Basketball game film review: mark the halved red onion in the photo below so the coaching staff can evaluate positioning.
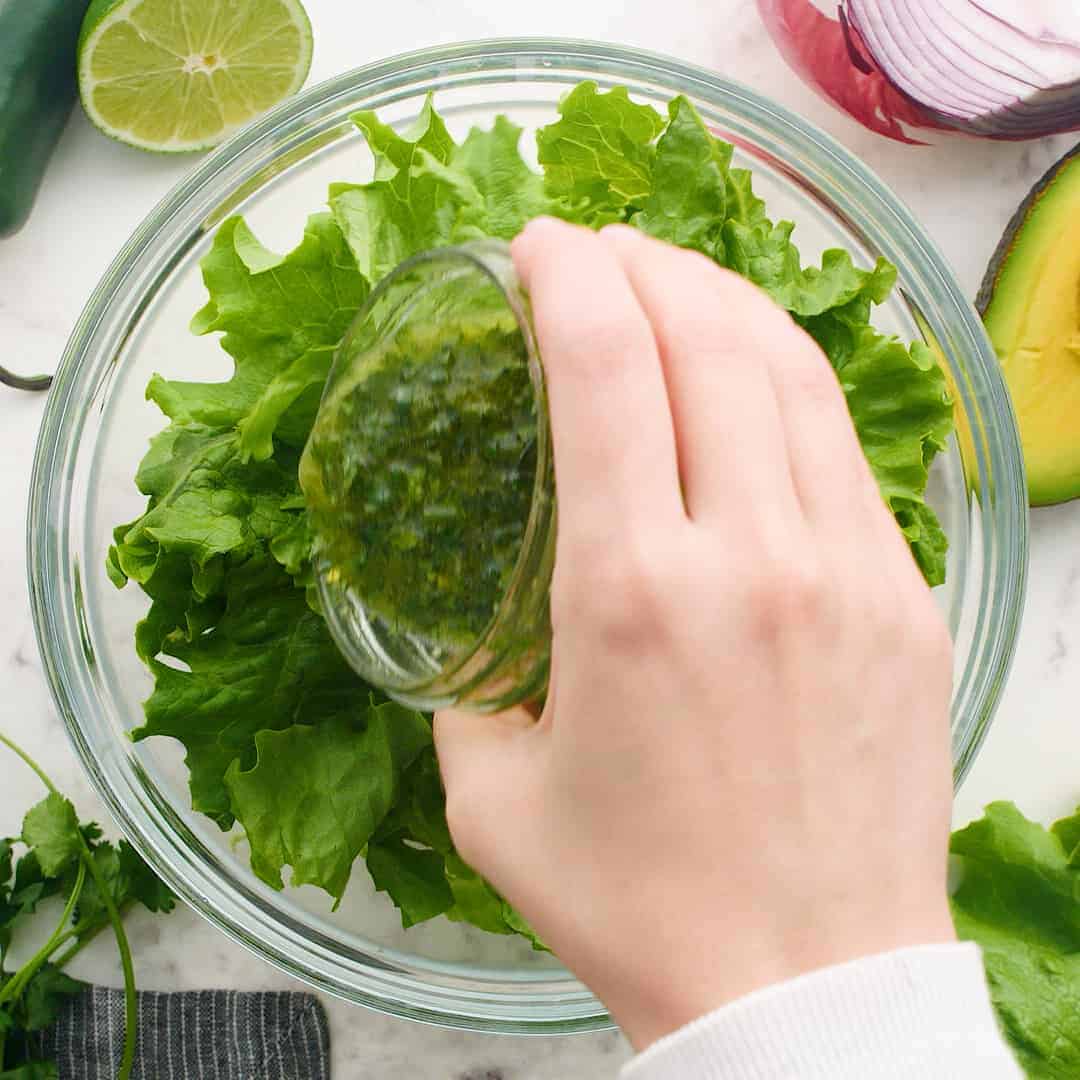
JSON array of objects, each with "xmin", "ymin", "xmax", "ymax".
[
  {"xmin": 973, "ymin": 0, "xmax": 1080, "ymax": 53},
  {"xmin": 757, "ymin": 0, "xmax": 945, "ymax": 143},
  {"xmin": 758, "ymin": 0, "xmax": 1080, "ymax": 141}
]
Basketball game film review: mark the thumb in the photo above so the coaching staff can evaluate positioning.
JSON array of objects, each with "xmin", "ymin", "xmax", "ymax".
[
  {"xmin": 433, "ymin": 705, "xmax": 537, "ymax": 867},
  {"xmin": 434, "ymin": 704, "xmax": 535, "ymax": 796}
]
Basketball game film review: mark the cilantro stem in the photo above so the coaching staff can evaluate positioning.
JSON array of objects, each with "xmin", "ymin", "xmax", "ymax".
[
  {"xmin": 51, "ymin": 931, "xmax": 96, "ymax": 971},
  {"xmin": 75, "ymin": 835, "xmax": 137, "ymax": 1080},
  {"xmin": 50, "ymin": 900, "xmax": 136, "ymax": 969},
  {"xmin": 0, "ymin": 732, "xmax": 139, "ymax": 1080},
  {"xmin": 0, "ymin": 731, "xmax": 63, "ymax": 1074},
  {"xmin": 0, "ymin": 860, "xmax": 86, "ymax": 1007},
  {"xmin": 0, "ymin": 732, "xmax": 59, "ymax": 794}
]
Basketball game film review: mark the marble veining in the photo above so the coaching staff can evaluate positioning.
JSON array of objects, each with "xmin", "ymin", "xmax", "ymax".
[{"xmin": 3, "ymin": 1, "xmax": 1080, "ymax": 1075}]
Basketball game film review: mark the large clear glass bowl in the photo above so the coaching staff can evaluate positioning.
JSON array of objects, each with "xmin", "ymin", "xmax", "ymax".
[{"xmin": 28, "ymin": 39, "xmax": 1028, "ymax": 1034}]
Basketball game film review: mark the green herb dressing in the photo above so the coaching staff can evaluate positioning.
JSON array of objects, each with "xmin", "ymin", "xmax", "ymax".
[{"xmin": 301, "ymin": 311, "xmax": 537, "ymax": 650}]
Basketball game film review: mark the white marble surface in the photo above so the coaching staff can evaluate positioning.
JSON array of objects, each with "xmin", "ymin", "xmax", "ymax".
[{"xmin": 2, "ymin": 1, "xmax": 1079, "ymax": 1076}]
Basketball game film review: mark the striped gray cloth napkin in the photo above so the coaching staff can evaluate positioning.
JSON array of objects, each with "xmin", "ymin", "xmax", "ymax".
[{"xmin": 36, "ymin": 987, "xmax": 330, "ymax": 1079}]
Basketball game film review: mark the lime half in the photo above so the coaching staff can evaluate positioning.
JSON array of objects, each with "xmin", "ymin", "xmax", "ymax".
[{"xmin": 77, "ymin": 0, "xmax": 313, "ymax": 153}]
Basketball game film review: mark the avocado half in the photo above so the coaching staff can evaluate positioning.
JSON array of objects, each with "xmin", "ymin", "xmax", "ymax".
[{"xmin": 977, "ymin": 142, "xmax": 1080, "ymax": 507}]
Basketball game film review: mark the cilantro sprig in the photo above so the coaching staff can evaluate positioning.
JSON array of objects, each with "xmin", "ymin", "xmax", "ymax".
[{"xmin": 0, "ymin": 733, "xmax": 175, "ymax": 1079}]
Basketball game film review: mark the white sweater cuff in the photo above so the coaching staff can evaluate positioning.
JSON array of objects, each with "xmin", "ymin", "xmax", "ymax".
[{"xmin": 621, "ymin": 942, "xmax": 1022, "ymax": 1080}]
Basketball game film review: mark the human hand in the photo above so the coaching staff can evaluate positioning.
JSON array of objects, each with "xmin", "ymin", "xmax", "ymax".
[{"xmin": 434, "ymin": 217, "xmax": 956, "ymax": 1050}]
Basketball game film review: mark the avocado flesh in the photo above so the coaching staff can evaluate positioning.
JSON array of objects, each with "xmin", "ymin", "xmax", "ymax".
[{"xmin": 979, "ymin": 144, "xmax": 1080, "ymax": 507}]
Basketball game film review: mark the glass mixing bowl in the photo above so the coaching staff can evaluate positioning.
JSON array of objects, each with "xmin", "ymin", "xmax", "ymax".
[{"xmin": 28, "ymin": 39, "xmax": 1028, "ymax": 1033}]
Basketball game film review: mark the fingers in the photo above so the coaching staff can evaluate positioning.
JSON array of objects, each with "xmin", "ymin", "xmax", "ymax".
[
  {"xmin": 755, "ymin": 308, "xmax": 928, "ymax": 593},
  {"xmin": 599, "ymin": 226, "xmax": 802, "ymax": 530},
  {"xmin": 762, "ymin": 316, "xmax": 889, "ymax": 544},
  {"xmin": 511, "ymin": 218, "xmax": 685, "ymax": 549},
  {"xmin": 600, "ymin": 226, "xmax": 889, "ymax": 551}
]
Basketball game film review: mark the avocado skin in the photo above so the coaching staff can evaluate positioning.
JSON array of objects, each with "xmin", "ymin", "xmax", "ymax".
[
  {"xmin": 976, "ymin": 142, "xmax": 1080, "ymax": 317},
  {"xmin": 977, "ymin": 141, "xmax": 1080, "ymax": 507}
]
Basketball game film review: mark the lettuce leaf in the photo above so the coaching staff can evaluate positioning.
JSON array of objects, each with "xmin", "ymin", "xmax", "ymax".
[
  {"xmin": 163, "ymin": 213, "xmax": 367, "ymax": 451},
  {"xmin": 366, "ymin": 839, "xmax": 454, "ymax": 928},
  {"xmin": 951, "ymin": 803, "xmax": 1080, "ymax": 1078},
  {"xmin": 225, "ymin": 702, "xmax": 431, "ymax": 901},
  {"xmin": 329, "ymin": 97, "xmax": 469, "ymax": 283},
  {"xmin": 111, "ymin": 428, "xmax": 297, "ymax": 587},
  {"xmin": 110, "ymin": 84, "xmax": 954, "ymax": 939},
  {"xmin": 630, "ymin": 96, "xmax": 731, "ymax": 258},
  {"xmin": 536, "ymin": 81, "xmax": 665, "ymax": 224},
  {"xmin": 726, "ymin": 220, "xmax": 897, "ymax": 318},
  {"xmin": 135, "ymin": 557, "xmax": 369, "ymax": 829},
  {"xmin": 452, "ymin": 116, "xmax": 552, "ymax": 239},
  {"xmin": 368, "ymin": 748, "xmax": 539, "ymax": 939}
]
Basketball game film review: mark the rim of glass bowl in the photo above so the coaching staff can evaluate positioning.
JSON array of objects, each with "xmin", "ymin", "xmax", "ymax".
[{"xmin": 28, "ymin": 38, "xmax": 1028, "ymax": 1034}]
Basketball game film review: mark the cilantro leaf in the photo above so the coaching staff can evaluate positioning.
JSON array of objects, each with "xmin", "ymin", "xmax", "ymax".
[
  {"xmin": 0, "ymin": 736, "xmax": 175, "ymax": 1080},
  {"xmin": 224, "ymin": 702, "xmax": 431, "ymax": 900},
  {"xmin": 115, "ymin": 841, "xmax": 176, "ymax": 915},
  {"xmin": 17, "ymin": 967, "xmax": 83, "ymax": 1033},
  {"xmin": 951, "ymin": 802, "xmax": 1080, "ymax": 1078},
  {"xmin": 73, "ymin": 841, "xmax": 176, "ymax": 931},
  {"xmin": 0, "ymin": 842, "xmax": 11, "ymax": 896},
  {"xmin": 9, "ymin": 852, "xmax": 61, "ymax": 921},
  {"xmin": 0, "ymin": 1062, "xmax": 59, "ymax": 1079},
  {"xmin": 20, "ymin": 798, "xmax": 80, "ymax": 879},
  {"xmin": 0, "ymin": 841, "xmax": 13, "ymax": 955}
]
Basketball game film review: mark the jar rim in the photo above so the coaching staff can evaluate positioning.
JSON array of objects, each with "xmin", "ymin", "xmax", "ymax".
[{"xmin": 309, "ymin": 238, "xmax": 555, "ymax": 711}]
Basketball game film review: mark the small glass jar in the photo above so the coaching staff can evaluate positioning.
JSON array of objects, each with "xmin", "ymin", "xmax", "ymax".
[{"xmin": 300, "ymin": 239, "xmax": 555, "ymax": 713}]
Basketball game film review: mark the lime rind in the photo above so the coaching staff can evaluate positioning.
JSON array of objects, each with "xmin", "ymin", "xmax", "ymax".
[{"xmin": 77, "ymin": 0, "xmax": 313, "ymax": 153}]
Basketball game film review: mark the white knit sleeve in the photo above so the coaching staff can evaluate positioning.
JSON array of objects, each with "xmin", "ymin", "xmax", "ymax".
[{"xmin": 621, "ymin": 942, "xmax": 1023, "ymax": 1080}]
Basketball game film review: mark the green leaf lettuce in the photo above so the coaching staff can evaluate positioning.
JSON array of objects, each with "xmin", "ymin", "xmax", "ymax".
[
  {"xmin": 109, "ymin": 83, "xmax": 953, "ymax": 941},
  {"xmin": 951, "ymin": 802, "xmax": 1080, "ymax": 1079}
]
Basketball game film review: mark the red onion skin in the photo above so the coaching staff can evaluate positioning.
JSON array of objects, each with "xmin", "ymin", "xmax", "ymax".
[
  {"xmin": 838, "ymin": 9, "xmax": 875, "ymax": 74},
  {"xmin": 757, "ymin": 0, "xmax": 946, "ymax": 143}
]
